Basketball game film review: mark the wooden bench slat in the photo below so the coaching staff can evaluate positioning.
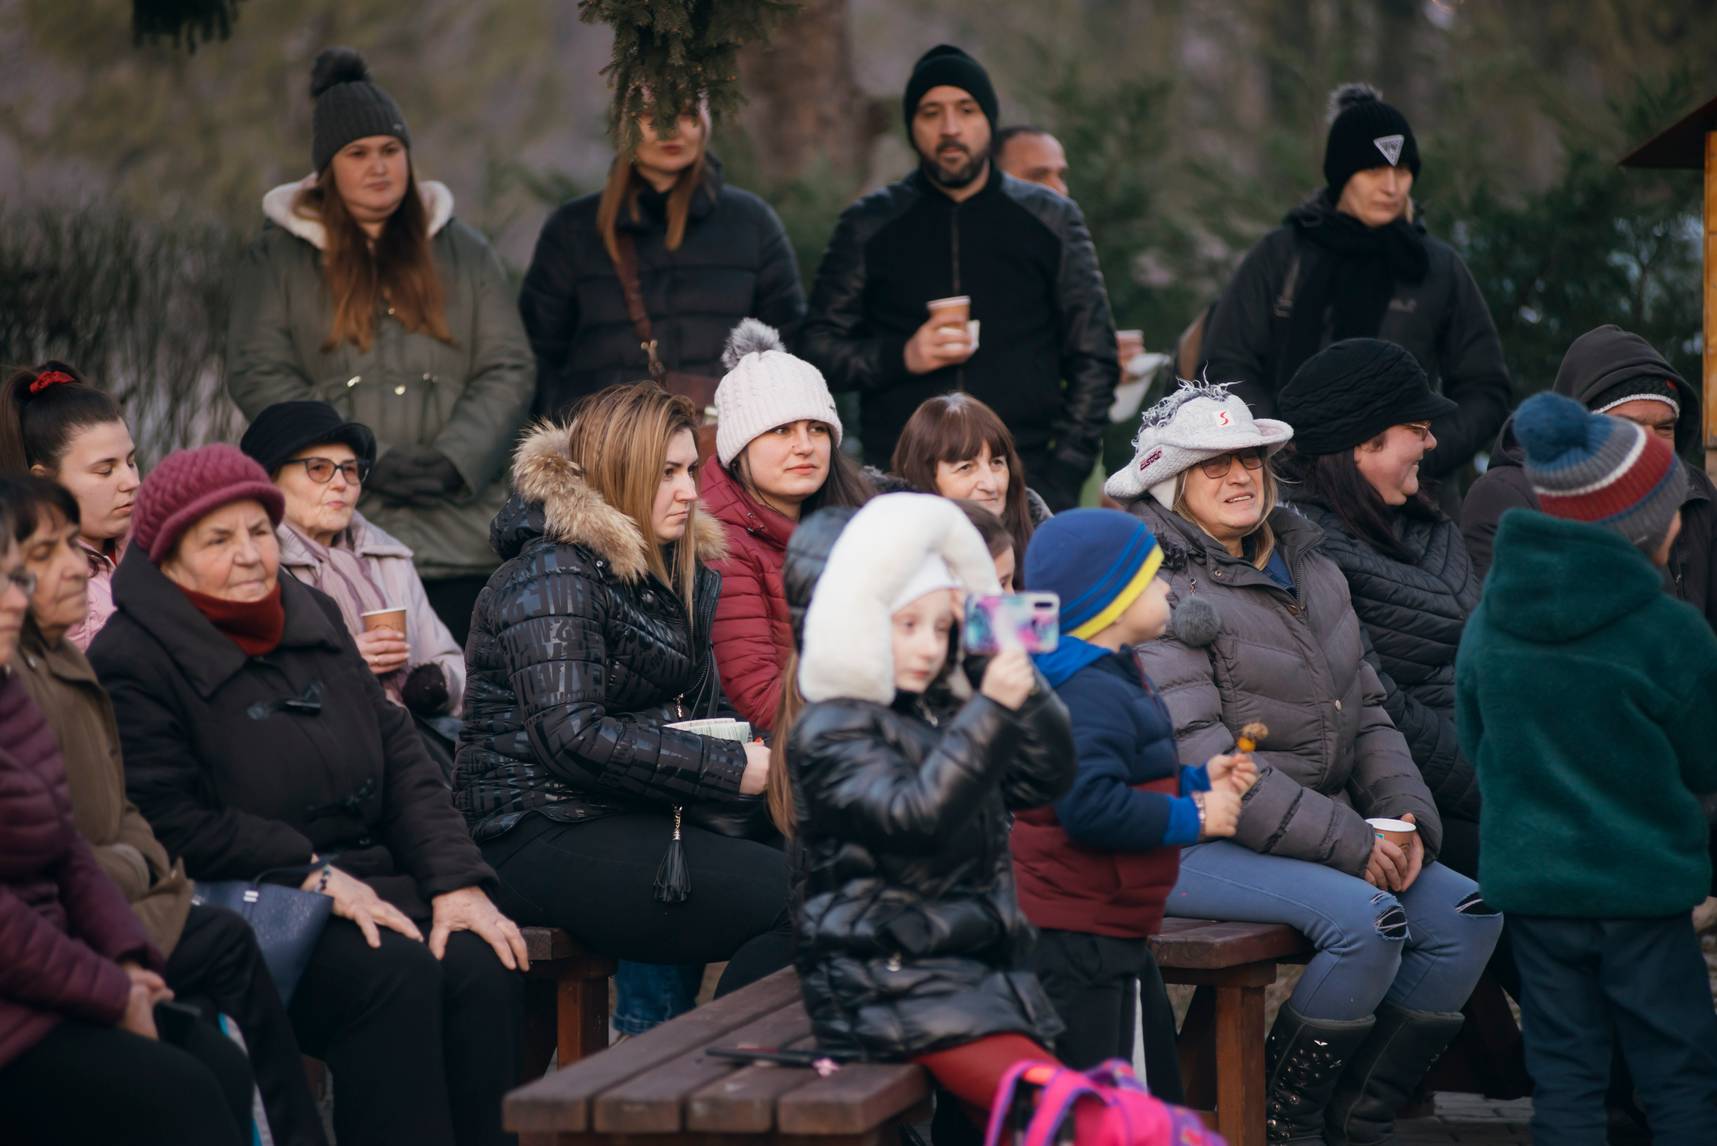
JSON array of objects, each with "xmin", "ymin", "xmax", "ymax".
[
  {"xmin": 774, "ymin": 1063, "xmax": 932, "ymax": 1136},
  {"xmin": 686, "ymin": 1031, "xmax": 822, "ymax": 1133},
  {"xmin": 1151, "ymin": 918, "xmax": 1309, "ymax": 969},
  {"xmin": 506, "ymin": 969, "xmax": 803, "ymax": 1134},
  {"xmin": 593, "ymin": 999, "xmax": 812, "ymax": 1133}
]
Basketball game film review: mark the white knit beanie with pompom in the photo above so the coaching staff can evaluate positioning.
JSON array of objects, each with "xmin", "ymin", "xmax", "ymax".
[{"xmin": 713, "ymin": 319, "xmax": 843, "ymax": 466}]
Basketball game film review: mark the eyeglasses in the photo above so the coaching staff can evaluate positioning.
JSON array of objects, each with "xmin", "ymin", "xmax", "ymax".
[
  {"xmin": 2, "ymin": 568, "xmax": 36, "ymax": 597},
  {"xmin": 1196, "ymin": 449, "xmax": 1267, "ymax": 480},
  {"xmin": 285, "ymin": 457, "xmax": 371, "ymax": 485}
]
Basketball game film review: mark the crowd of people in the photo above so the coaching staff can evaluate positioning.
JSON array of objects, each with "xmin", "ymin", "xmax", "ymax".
[{"xmin": 2, "ymin": 34, "xmax": 1715, "ymax": 1146}]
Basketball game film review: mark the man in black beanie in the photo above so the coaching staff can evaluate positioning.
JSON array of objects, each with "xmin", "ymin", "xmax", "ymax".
[
  {"xmin": 1199, "ymin": 83, "xmax": 1510, "ymax": 494},
  {"xmin": 799, "ymin": 45, "xmax": 1118, "ymax": 511}
]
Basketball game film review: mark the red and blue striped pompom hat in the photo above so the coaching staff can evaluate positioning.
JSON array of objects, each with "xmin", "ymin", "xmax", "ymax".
[{"xmin": 1515, "ymin": 391, "xmax": 1685, "ymax": 547}]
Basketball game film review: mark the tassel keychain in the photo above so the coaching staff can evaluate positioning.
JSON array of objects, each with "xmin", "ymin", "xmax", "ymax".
[{"xmin": 653, "ymin": 805, "xmax": 691, "ymax": 903}]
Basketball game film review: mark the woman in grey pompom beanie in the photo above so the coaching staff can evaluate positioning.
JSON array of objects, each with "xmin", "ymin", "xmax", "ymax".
[{"xmin": 701, "ymin": 319, "xmax": 873, "ymax": 731}]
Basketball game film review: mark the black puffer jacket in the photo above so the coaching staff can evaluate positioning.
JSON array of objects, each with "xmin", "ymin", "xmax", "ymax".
[
  {"xmin": 519, "ymin": 156, "xmax": 805, "ymax": 418},
  {"xmin": 1462, "ymin": 324, "xmax": 1717, "ymax": 631},
  {"xmin": 790, "ymin": 683, "xmax": 1074, "ymax": 1058},
  {"xmin": 1292, "ymin": 497, "xmax": 1482, "ymax": 822},
  {"xmin": 798, "ymin": 169, "xmax": 1117, "ymax": 508},
  {"xmin": 454, "ymin": 423, "xmax": 751, "ymax": 841},
  {"xmin": 1202, "ymin": 194, "xmax": 1510, "ymax": 481}
]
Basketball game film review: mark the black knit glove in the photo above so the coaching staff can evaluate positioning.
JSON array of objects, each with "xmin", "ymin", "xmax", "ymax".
[
  {"xmin": 402, "ymin": 663, "xmax": 451, "ymax": 716},
  {"xmin": 367, "ymin": 447, "xmax": 463, "ymax": 507}
]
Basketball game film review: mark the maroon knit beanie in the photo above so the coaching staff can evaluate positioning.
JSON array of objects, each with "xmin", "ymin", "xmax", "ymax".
[{"xmin": 133, "ymin": 444, "xmax": 286, "ymax": 563}]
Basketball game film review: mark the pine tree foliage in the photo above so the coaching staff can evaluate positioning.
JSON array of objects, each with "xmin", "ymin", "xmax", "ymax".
[
  {"xmin": 579, "ymin": 0, "xmax": 797, "ymax": 147},
  {"xmin": 132, "ymin": 0, "xmax": 243, "ymax": 51}
]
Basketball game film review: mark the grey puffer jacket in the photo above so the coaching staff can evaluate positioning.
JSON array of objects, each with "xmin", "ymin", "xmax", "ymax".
[
  {"xmin": 1292, "ymin": 497, "xmax": 1482, "ymax": 823},
  {"xmin": 1129, "ymin": 500, "xmax": 1440, "ymax": 874},
  {"xmin": 228, "ymin": 180, "xmax": 535, "ymax": 579}
]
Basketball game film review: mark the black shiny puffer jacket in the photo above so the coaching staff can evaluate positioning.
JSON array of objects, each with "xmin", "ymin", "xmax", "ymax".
[
  {"xmin": 455, "ymin": 423, "xmax": 751, "ymax": 841},
  {"xmin": 1292, "ymin": 497, "xmax": 1483, "ymax": 822},
  {"xmin": 789, "ymin": 676, "xmax": 1076, "ymax": 1058}
]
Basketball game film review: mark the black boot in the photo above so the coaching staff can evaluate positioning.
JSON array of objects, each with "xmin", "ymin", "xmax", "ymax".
[
  {"xmin": 1264, "ymin": 1005, "xmax": 1377, "ymax": 1145},
  {"xmin": 1325, "ymin": 1004, "xmax": 1466, "ymax": 1145}
]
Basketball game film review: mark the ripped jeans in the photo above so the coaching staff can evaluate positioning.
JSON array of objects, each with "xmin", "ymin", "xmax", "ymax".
[{"xmin": 1166, "ymin": 842, "xmax": 1503, "ymax": 1021}]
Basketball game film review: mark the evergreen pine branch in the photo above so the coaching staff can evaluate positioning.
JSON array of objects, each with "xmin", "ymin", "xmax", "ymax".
[{"xmin": 580, "ymin": 0, "xmax": 797, "ymax": 148}]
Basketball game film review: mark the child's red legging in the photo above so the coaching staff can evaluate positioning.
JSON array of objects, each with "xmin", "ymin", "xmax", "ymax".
[{"xmin": 916, "ymin": 1034, "xmax": 1105, "ymax": 1138}]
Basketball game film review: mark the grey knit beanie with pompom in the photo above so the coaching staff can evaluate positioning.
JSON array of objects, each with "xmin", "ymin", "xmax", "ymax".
[{"xmin": 310, "ymin": 47, "xmax": 411, "ymax": 173}]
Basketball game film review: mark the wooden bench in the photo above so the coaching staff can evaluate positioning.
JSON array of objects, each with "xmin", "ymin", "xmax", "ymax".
[
  {"xmin": 519, "ymin": 926, "xmax": 618, "ymax": 1072},
  {"xmin": 505, "ymin": 920, "xmax": 1309, "ymax": 1144},
  {"xmin": 1152, "ymin": 917, "xmax": 1312, "ymax": 1146},
  {"xmin": 506, "ymin": 968, "xmax": 931, "ymax": 1144}
]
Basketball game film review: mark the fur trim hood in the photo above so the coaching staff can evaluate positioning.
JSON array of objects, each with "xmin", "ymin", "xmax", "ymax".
[
  {"xmin": 497, "ymin": 421, "xmax": 725, "ymax": 578},
  {"xmin": 261, "ymin": 175, "xmax": 455, "ymax": 251},
  {"xmin": 799, "ymin": 493, "xmax": 999, "ymax": 705}
]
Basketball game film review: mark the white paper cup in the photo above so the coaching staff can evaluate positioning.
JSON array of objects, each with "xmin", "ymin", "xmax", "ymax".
[{"xmin": 1366, "ymin": 817, "xmax": 1417, "ymax": 849}]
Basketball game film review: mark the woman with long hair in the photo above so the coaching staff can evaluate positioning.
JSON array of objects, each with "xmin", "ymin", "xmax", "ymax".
[
  {"xmin": 1274, "ymin": 340, "xmax": 1482, "ymax": 871},
  {"xmin": 518, "ymin": 98, "xmax": 803, "ymax": 418},
  {"xmin": 0, "ymin": 362, "xmax": 140, "ymax": 650},
  {"xmin": 888, "ymin": 392, "xmax": 1049, "ymax": 558},
  {"xmin": 227, "ymin": 47, "xmax": 534, "ymax": 645},
  {"xmin": 455, "ymin": 383, "xmax": 793, "ymax": 1009},
  {"xmin": 701, "ymin": 319, "xmax": 871, "ymax": 733}
]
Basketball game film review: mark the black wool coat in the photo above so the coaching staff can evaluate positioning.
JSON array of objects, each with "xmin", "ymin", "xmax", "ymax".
[
  {"xmin": 790, "ymin": 684, "xmax": 1076, "ymax": 1059},
  {"xmin": 454, "ymin": 423, "xmax": 755, "ymax": 842},
  {"xmin": 1293, "ymin": 497, "xmax": 1483, "ymax": 822},
  {"xmin": 89, "ymin": 550, "xmax": 493, "ymax": 920},
  {"xmin": 518, "ymin": 157, "xmax": 805, "ymax": 419}
]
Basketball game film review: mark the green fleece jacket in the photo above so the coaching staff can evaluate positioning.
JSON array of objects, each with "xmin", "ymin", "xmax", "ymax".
[{"xmin": 1456, "ymin": 509, "xmax": 1717, "ymax": 918}]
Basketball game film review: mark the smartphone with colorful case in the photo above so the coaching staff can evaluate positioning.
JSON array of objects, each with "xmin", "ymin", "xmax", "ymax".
[{"xmin": 963, "ymin": 592, "xmax": 1060, "ymax": 655}]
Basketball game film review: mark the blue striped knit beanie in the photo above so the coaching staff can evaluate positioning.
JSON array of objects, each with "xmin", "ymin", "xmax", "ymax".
[{"xmin": 1023, "ymin": 508, "xmax": 1163, "ymax": 640}]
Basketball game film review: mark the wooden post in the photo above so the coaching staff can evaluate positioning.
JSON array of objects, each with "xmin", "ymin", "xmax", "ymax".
[{"xmin": 1705, "ymin": 131, "xmax": 1717, "ymax": 478}]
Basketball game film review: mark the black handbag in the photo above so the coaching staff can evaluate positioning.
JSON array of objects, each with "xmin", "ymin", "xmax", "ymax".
[{"xmin": 192, "ymin": 868, "xmax": 334, "ymax": 1003}]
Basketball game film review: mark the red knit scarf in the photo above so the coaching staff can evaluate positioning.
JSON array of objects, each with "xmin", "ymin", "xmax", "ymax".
[{"xmin": 179, "ymin": 583, "xmax": 286, "ymax": 656}]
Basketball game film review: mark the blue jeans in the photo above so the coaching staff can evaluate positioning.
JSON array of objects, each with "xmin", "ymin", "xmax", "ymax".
[
  {"xmin": 1165, "ymin": 841, "xmax": 1502, "ymax": 1021},
  {"xmin": 1511, "ymin": 914, "xmax": 1717, "ymax": 1146},
  {"xmin": 612, "ymin": 960, "xmax": 703, "ymax": 1036}
]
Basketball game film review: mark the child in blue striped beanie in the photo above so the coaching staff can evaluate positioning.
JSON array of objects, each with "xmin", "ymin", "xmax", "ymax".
[{"xmin": 1013, "ymin": 508, "xmax": 1257, "ymax": 1090}]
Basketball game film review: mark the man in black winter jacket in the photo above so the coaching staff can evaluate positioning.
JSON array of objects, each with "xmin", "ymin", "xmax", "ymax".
[
  {"xmin": 1200, "ymin": 84, "xmax": 1510, "ymax": 485},
  {"xmin": 798, "ymin": 45, "xmax": 1117, "ymax": 511}
]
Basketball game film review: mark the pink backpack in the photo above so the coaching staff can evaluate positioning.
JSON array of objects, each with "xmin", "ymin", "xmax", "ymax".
[{"xmin": 982, "ymin": 1059, "xmax": 1226, "ymax": 1146}]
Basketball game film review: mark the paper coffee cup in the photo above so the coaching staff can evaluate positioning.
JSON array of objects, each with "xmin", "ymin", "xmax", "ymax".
[
  {"xmin": 1117, "ymin": 329, "xmax": 1145, "ymax": 357},
  {"xmin": 927, "ymin": 295, "xmax": 970, "ymax": 329},
  {"xmin": 360, "ymin": 607, "xmax": 407, "ymax": 635},
  {"xmin": 666, "ymin": 718, "xmax": 753, "ymax": 742},
  {"xmin": 1366, "ymin": 817, "xmax": 1417, "ymax": 849}
]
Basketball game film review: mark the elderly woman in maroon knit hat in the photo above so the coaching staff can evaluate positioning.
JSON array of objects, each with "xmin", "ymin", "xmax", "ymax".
[{"xmin": 89, "ymin": 444, "xmax": 525, "ymax": 1146}]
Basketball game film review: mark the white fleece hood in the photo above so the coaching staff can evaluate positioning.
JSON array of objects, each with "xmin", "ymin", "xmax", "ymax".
[{"xmin": 798, "ymin": 493, "xmax": 1001, "ymax": 705}]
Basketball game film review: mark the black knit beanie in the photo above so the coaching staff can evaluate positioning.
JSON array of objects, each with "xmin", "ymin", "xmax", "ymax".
[
  {"xmin": 902, "ymin": 45, "xmax": 999, "ymax": 135},
  {"xmin": 310, "ymin": 47, "xmax": 411, "ymax": 173},
  {"xmin": 1277, "ymin": 338, "xmax": 1456, "ymax": 456},
  {"xmin": 1323, "ymin": 83, "xmax": 1420, "ymax": 197}
]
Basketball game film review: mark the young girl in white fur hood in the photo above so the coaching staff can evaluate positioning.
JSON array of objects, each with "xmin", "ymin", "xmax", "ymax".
[{"xmin": 782, "ymin": 493, "xmax": 1222, "ymax": 1143}]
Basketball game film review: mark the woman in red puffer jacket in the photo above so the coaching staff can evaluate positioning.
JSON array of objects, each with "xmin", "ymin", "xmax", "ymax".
[{"xmin": 701, "ymin": 320, "xmax": 870, "ymax": 732}]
